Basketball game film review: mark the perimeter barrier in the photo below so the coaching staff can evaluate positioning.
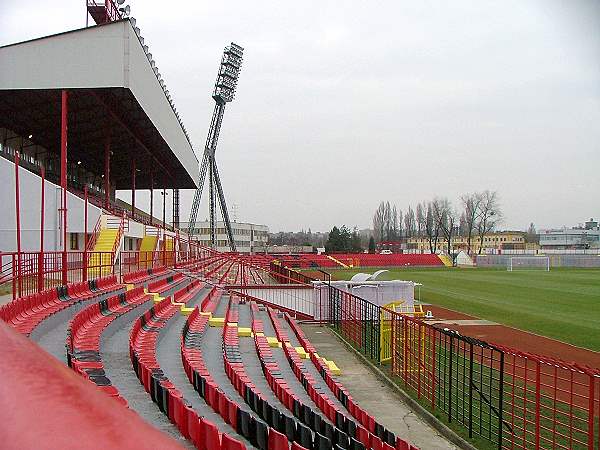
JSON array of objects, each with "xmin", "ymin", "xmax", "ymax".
[{"xmin": 270, "ymin": 262, "xmax": 600, "ymax": 450}]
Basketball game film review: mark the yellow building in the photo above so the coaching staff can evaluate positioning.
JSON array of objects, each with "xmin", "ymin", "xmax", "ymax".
[{"xmin": 406, "ymin": 231, "xmax": 530, "ymax": 254}]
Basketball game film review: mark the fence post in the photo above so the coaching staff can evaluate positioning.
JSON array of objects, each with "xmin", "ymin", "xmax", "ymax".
[
  {"xmin": 468, "ymin": 343, "xmax": 474, "ymax": 438},
  {"xmin": 587, "ymin": 372, "xmax": 595, "ymax": 450},
  {"xmin": 535, "ymin": 360, "xmax": 541, "ymax": 450},
  {"xmin": 498, "ymin": 351, "xmax": 504, "ymax": 450},
  {"xmin": 448, "ymin": 334, "xmax": 453, "ymax": 423},
  {"xmin": 432, "ymin": 327, "xmax": 437, "ymax": 412}
]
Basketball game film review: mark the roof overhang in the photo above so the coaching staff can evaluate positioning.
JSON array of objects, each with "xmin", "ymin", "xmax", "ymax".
[{"xmin": 0, "ymin": 19, "xmax": 198, "ymax": 189}]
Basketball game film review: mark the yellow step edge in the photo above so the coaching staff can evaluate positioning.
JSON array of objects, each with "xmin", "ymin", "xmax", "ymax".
[
  {"xmin": 295, "ymin": 346, "xmax": 309, "ymax": 359},
  {"xmin": 266, "ymin": 336, "xmax": 282, "ymax": 348},
  {"xmin": 237, "ymin": 327, "xmax": 253, "ymax": 337},
  {"xmin": 208, "ymin": 317, "xmax": 225, "ymax": 327},
  {"xmin": 227, "ymin": 322, "xmax": 238, "ymax": 328},
  {"xmin": 325, "ymin": 359, "xmax": 342, "ymax": 375},
  {"xmin": 126, "ymin": 284, "xmax": 135, "ymax": 291},
  {"xmin": 199, "ymin": 311, "xmax": 212, "ymax": 317},
  {"xmin": 180, "ymin": 306, "xmax": 194, "ymax": 315},
  {"xmin": 255, "ymin": 332, "xmax": 265, "ymax": 337}
]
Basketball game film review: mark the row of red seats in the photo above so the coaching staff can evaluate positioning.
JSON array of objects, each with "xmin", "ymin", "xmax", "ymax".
[
  {"xmin": 66, "ymin": 286, "xmax": 151, "ymax": 406},
  {"xmin": 264, "ymin": 307, "xmax": 370, "ymax": 446},
  {"xmin": 221, "ymin": 298, "xmax": 299, "ymax": 449},
  {"xmin": 285, "ymin": 316, "xmax": 416, "ymax": 450},
  {"xmin": 181, "ymin": 291, "xmax": 298, "ymax": 449},
  {"xmin": 180, "ymin": 289, "xmax": 252, "ymax": 449},
  {"xmin": 122, "ymin": 266, "xmax": 169, "ymax": 284},
  {"xmin": 0, "ymin": 275, "xmax": 122, "ymax": 336},
  {"xmin": 336, "ymin": 254, "xmax": 443, "ymax": 267},
  {"xmin": 185, "ymin": 255, "xmax": 222, "ymax": 274},
  {"xmin": 249, "ymin": 301, "xmax": 364, "ymax": 450},
  {"xmin": 276, "ymin": 253, "xmax": 444, "ymax": 269},
  {"xmin": 267, "ymin": 309, "xmax": 403, "ymax": 450},
  {"xmin": 147, "ymin": 272, "xmax": 186, "ymax": 294},
  {"xmin": 131, "ymin": 283, "xmax": 242, "ymax": 450}
]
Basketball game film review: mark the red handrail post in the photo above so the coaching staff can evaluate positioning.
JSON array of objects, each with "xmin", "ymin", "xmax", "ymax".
[
  {"xmin": 83, "ymin": 186, "xmax": 88, "ymax": 281},
  {"xmin": 38, "ymin": 166, "xmax": 45, "ymax": 293},
  {"xmin": 14, "ymin": 152, "xmax": 22, "ymax": 298},
  {"xmin": 60, "ymin": 90, "xmax": 69, "ymax": 286},
  {"xmin": 11, "ymin": 254, "xmax": 16, "ymax": 301}
]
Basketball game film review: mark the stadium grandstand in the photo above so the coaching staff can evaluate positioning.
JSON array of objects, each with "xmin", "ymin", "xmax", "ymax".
[
  {"xmin": 1, "ymin": 4, "xmax": 599, "ymax": 450},
  {"xmin": 0, "ymin": 5, "xmax": 426, "ymax": 450}
]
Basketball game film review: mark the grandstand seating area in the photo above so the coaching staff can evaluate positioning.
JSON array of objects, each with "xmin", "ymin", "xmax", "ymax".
[
  {"xmin": 276, "ymin": 253, "xmax": 443, "ymax": 269},
  {"xmin": 0, "ymin": 250, "xmax": 418, "ymax": 449}
]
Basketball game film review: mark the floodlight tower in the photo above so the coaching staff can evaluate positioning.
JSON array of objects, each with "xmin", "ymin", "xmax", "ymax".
[{"xmin": 187, "ymin": 43, "xmax": 243, "ymax": 251}]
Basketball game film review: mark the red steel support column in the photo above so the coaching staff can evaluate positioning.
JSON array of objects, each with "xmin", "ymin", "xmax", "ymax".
[
  {"xmin": 60, "ymin": 90, "xmax": 68, "ymax": 285},
  {"xmin": 38, "ymin": 167, "xmax": 45, "ymax": 293},
  {"xmin": 14, "ymin": 151, "xmax": 22, "ymax": 298},
  {"xmin": 150, "ymin": 172, "xmax": 154, "ymax": 223},
  {"xmin": 162, "ymin": 187, "xmax": 166, "ymax": 266},
  {"xmin": 104, "ymin": 133, "xmax": 111, "ymax": 210},
  {"xmin": 83, "ymin": 186, "xmax": 88, "ymax": 281},
  {"xmin": 131, "ymin": 159, "xmax": 136, "ymax": 217}
]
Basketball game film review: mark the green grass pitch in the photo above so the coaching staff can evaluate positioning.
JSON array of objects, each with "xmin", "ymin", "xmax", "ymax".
[{"xmin": 326, "ymin": 267, "xmax": 600, "ymax": 352}]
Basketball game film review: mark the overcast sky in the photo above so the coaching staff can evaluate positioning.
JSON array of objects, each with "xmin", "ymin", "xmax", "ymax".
[{"xmin": 2, "ymin": 0, "xmax": 599, "ymax": 232}]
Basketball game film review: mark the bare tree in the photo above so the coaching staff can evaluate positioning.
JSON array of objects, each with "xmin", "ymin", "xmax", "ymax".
[
  {"xmin": 404, "ymin": 206, "xmax": 416, "ymax": 238},
  {"xmin": 437, "ymin": 198, "xmax": 457, "ymax": 260},
  {"xmin": 416, "ymin": 203, "xmax": 425, "ymax": 237},
  {"xmin": 526, "ymin": 222, "xmax": 538, "ymax": 244},
  {"xmin": 461, "ymin": 192, "xmax": 482, "ymax": 255},
  {"xmin": 384, "ymin": 201, "xmax": 392, "ymax": 241},
  {"xmin": 476, "ymin": 190, "xmax": 502, "ymax": 254},
  {"xmin": 392, "ymin": 205, "xmax": 399, "ymax": 240},
  {"xmin": 373, "ymin": 202, "xmax": 386, "ymax": 242},
  {"xmin": 425, "ymin": 201, "xmax": 442, "ymax": 253},
  {"xmin": 397, "ymin": 208, "xmax": 403, "ymax": 240}
]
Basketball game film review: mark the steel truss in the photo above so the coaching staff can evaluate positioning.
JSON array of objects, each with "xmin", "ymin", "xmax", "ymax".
[{"xmin": 188, "ymin": 43, "xmax": 243, "ymax": 251}]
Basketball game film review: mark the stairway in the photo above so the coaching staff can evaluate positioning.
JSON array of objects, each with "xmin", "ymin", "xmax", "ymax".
[
  {"xmin": 88, "ymin": 229, "xmax": 119, "ymax": 277},
  {"xmin": 325, "ymin": 254, "xmax": 349, "ymax": 268},
  {"xmin": 87, "ymin": 215, "xmax": 125, "ymax": 278},
  {"xmin": 139, "ymin": 235, "xmax": 158, "ymax": 268},
  {"xmin": 161, "ymin": 237, "xmax": 175, "ymax": 266},
  {"xmin": 438, "ymin": 254, "xmax": 453, "ymax": 267}
]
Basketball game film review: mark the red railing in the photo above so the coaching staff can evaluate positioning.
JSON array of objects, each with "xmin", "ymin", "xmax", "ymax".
[
  {"xmin": 270, "ymin": 263, "xmax": 600, "ymax": 450},
  {"xmin": 1, "ymin": 251, "xmax": 115, "ymax": 299},
  {"xmin": 384, "ymin": 310, "xmax": 600, "ymax": 449},
  {"xmin": 85, "ymin": 216, "xmax": 102, "ymax": 252}
]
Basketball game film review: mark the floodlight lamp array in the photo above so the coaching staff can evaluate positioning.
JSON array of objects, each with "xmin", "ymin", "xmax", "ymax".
[{"xmin": 212, "ymin": 43, "xmax": 244, "ymax": 104}]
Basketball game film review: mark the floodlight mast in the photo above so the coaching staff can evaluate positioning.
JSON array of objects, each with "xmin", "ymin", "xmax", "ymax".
[{"xmin": 188, "ymin": 43, "xmax": 244, "ymax": 251}]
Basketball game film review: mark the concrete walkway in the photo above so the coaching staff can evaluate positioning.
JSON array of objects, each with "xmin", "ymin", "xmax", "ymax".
[{"xmin": 300, "ymin": 323, "xmax": 457, "ymax": 450}]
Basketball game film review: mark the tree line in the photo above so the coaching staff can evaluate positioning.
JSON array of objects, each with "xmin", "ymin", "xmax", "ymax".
[
  {"xmin": 325, "ymin": 226, "xmax": 362, "ymax": 253},
  {"xmin": 372, "ymin": 190, "xmax": 503, "ymax": 255}
]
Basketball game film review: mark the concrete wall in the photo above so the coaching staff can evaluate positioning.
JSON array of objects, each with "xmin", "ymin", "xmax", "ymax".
[{"xmin": 0, "ymin": 157, "xmax": 101, "ymax": 252}]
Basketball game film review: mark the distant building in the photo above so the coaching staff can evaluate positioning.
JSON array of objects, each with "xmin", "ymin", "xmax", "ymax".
[
  {"xmin": 180, "ymin": 221, "xmax": 268, "ymax": 253},
  {"xmin": 539, "ymin": 219, "xmax": 600, "ymax": 250},
  {"xmin": 406, "ymin": 231, "xmax": 530, "ymax": 254},
  {"xmin": 376, "ymin": 241, "xmax": 404, "ymax": 253}
]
